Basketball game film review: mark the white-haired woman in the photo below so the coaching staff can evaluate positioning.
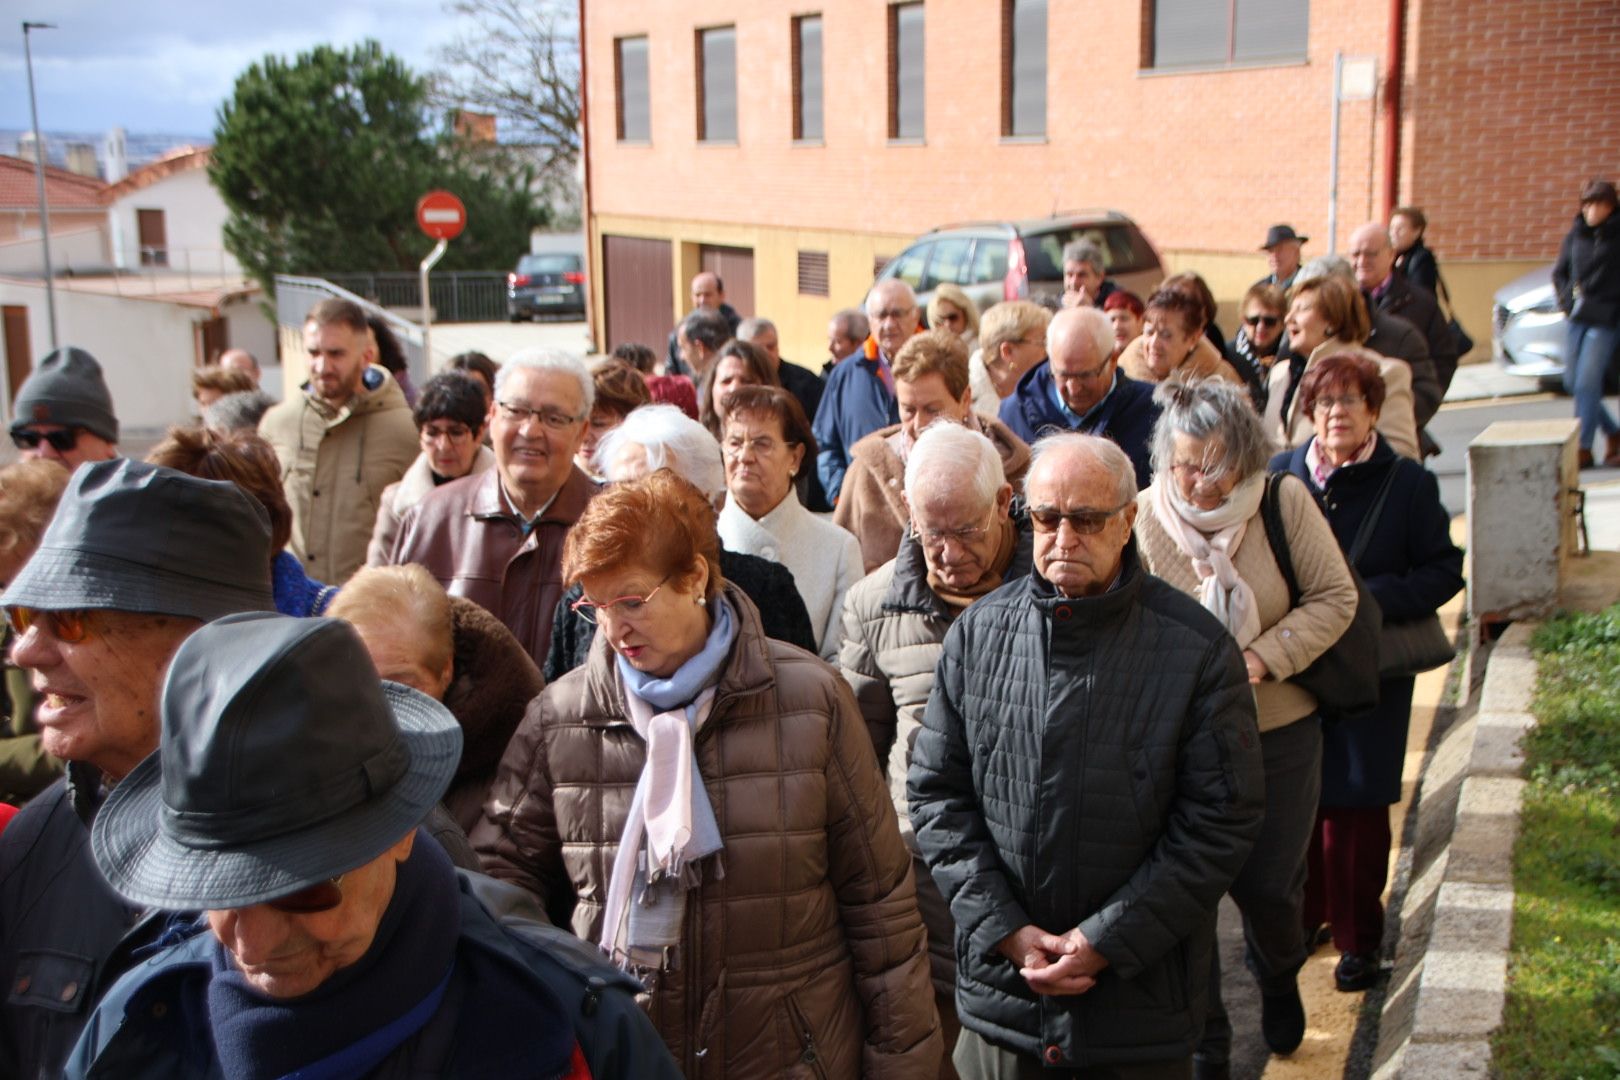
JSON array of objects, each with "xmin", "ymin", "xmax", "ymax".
[
  {"xmin": 546, "ymin": 404, "xmax": 816, "ymax": 679},
  {"xmin": 1133, "ymin": 378, "xmax": 1356, "ymax": 1069}
]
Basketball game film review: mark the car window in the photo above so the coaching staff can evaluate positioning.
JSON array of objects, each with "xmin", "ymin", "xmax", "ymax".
[
  {"xmin": 920, "ymin": 237, "xmax": 974, "ymax": 291},
  {"xmin": 969, "ymin": 239, "xmax": 1008, "ymax": 285},
  {"xmin": 886, "ymin": 242, "xmax": 931, "ymax": 288},
  {"xmin": 518, "ymin": 254, "xmax": 582, "ymax": 274},
  {"xmin": 1023, "ymin": 224, "xmax": 1154, "ymax": 281}
]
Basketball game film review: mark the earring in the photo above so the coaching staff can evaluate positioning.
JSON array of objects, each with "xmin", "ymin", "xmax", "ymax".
[{"xmin": 697, "ymin": 596, "xmax": 707, "ymax": 607}]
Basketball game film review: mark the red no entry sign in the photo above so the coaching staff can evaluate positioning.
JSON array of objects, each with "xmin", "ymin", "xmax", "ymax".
[{"xmin": 416, "ymin": 190, "xmax": 466, "ymax": 241}]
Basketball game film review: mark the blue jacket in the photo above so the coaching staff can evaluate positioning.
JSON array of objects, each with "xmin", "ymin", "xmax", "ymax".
[
  {"xmin": 812, "ymin": 348, "xmax": 898, "ymax": 501},
  {"xmin": 998, "ymin": 364, "xmax": 1159, "ymax": 488}
]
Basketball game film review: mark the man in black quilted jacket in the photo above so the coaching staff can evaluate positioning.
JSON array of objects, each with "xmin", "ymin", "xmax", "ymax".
[{"xmin": 909, "ymin": 432, "xmax": 1266, "ymax": 1079}]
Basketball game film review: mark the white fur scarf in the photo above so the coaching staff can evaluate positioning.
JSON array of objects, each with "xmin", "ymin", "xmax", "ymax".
[{"xmin": 1150, "ymin": 474, "xmax": 1267, "ymax": 648}]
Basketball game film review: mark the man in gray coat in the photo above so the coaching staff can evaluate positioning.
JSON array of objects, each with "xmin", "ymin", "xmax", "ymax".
[{"xmin": 909, "ymin": 433, "xmax": 1266, "ymax": 1078}]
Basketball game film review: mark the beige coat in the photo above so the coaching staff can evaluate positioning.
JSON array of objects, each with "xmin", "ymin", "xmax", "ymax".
[
  {"xmin": 259, "ymin": 365, "xmax": 419, "ymax": 585},
  {"xmin": 1134, "ymin": 474, "xmax": 1356, "ymax": 731},
  {"xmin": 1118, "ymin": 333, "xmax": 1246, "ymax": 387},
  {"xmin": 366, "ymin": 446, "xmax": 495, "ymax": 567},
  {"xmin": 1263, "ymin": 339, "xmax": 1420, "ymax": 460}
]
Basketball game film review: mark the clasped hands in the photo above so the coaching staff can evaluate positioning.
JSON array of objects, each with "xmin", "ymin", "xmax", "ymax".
[{"xmin": 997, "ymin": 924, "xmax": 1108, "ymax": 996}]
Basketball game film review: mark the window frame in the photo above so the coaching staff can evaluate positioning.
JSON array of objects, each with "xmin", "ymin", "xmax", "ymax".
[
  {"xmin": 614, "ymin": 35, "xmax": 652, "ymax": 143},
  {"xmin": 792, "ymin": 14, "xmax": 825, "ymax": 144},
  {"xmin": 695, "ymin": 24, "xmax": 739, "ymax": 144},
  {"xmin": 1141, "ymin": 0, "xmax": 1309, "ymax": 73},
  {"xmin": 887, "ymin": 2, "xmax": 926, "ymax": 143},
  {"xmin": 1001, "ymin": 0, "xmax": 1047, "ymax": 139}
]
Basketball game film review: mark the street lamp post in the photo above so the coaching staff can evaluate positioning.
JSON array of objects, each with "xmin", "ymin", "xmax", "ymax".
[{"xmin": 23, "ymin": 20, "xmax": 59, "ymax": 350}]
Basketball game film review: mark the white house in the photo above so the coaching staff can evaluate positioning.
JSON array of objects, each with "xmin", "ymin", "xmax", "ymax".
[{"xmin": 101, "ymin": 147, "xmax": 239, "ymax": 277}]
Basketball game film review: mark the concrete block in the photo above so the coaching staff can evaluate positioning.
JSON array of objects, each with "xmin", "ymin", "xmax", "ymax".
[
  {"xmin": 1398, "ymin": 1041, "xmax": 1495, "ymax": 1077},
  {"xmin": 1477, "ymin": 654, "xmax": 1537, "ymax": 715},
  {"xmin": 1468, "ymin": 420, "xmax": 1579, "ymax": 624},
  {"xmin": 1470, "ymin": 713, "xmax": 1534, "ymax": 775}
]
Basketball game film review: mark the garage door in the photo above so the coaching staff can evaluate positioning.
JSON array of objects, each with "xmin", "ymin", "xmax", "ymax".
[
  {"xmin": 699, "ymin": 245, "xmax": 755, "ymax": 319},
  {"xmin": 602, "ymin": 235, "xmax": 675, "ymax": 353}
]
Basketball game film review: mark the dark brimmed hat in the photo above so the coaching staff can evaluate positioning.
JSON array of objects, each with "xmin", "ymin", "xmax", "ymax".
[
  {"xmin": 1581, "ymin": 179, "xmax": 1618, "ymax": 208},
  {"xmin": 1261, "ymin": 224, "xmax": 1309, "ymax": 250},
  {"xmin": 11, "ymin": 346, "xmax": 119, "ymax": 443},
  {"xmin": 1, "ymin": 459, "xmax": 273, "ymax": 621},
  {"xmin": 91, "ymin": 613, "xmax": 463, "ymax": 911}
]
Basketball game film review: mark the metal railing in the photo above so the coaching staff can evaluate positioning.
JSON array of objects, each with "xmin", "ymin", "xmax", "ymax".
[
  {"xmin": 274, "ymin": 275, "xmax": 428, "ymax": 389},
  {"xmin": 317, "ymin": 271, "xmax": 509, "ymax": 324}
]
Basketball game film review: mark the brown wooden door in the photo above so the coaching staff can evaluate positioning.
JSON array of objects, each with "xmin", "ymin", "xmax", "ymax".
[
  {"xmin": 2, "ymin": 306, "xmax": 29, "ymax": 402},
  {"xmin": 699, "ymin": 244, "xmax": 754, "ymax": 319},
  {"xmin": 137, "ymin": 209, "xmax": 168, "ymax": 267},
  {"xmin": 602, "ymin": 235, "xmax": 674, "ymax": 353},
  {"xmin": 194, "ymin": 316, "xmax": 228, "ymax": 365}
]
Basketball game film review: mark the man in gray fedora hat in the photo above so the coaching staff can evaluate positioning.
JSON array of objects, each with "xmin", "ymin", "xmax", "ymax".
[
  {"xmin": 1255, "ymin": 224, "xmax": 1309, "ymax": 291},
  {"xmin": 65, "ymin": 613, "xmax": 675, "ymax": 1079},
  {"xmin": 0, "ymin": 458, "xmax": 275, "ymax": 1080}
]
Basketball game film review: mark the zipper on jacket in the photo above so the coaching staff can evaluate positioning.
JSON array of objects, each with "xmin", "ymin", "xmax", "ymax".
[{"xmin": 785, "ymin": 992, "xmax": 830, "ymax": 1080}]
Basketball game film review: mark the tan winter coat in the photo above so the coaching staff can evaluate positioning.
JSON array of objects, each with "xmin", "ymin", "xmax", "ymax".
[
  {"xmin": 1118, "ymin": 333, "xmax": 1246, "ymax": 387},
  {"xmin": 1134, "ymin": 474, "xmax": 1356, "ymax": 732},
  {"xmin": 1263, "ymin": 339, "xmax": 1421, "ymax": 460},
  {"xmin": 472, "ymin": 584, "xmax": 942, "ymax": 1079},
  {"xmin": 367, "ymin": 447, "xmax": 495, "ymax": 567},
  {"xmin": 833, "ymin": 418, "xmax": 1031, "ymax": 574},
  {"xmin": 259, "ymin": 365, "xmax": 419, "ymax": 585}
]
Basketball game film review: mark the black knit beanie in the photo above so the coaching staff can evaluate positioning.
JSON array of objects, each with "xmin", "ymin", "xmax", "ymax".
[{"xmin": 11, "ymin": 346, "xmax": 119, "ymax": 443}]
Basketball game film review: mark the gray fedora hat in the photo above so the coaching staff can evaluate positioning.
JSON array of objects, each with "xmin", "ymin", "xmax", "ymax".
[
  {"xmin": 91, "ymin": 612, "xmax": 462, "ymax": 911},
  {"xmin": 1, "ymin": 458, "xmax": 273, "ymax": 621},
  {"xmin": 1260, "ymin": 224, "xmax": 1309, "ymax": 250}
]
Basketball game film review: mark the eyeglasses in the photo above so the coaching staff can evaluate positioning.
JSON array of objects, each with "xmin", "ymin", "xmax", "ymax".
[
  {"xmin": 10, "ymin": 428, "xmax": 79, "ymax": 453},
  {"xmin": 1051, "ymin": 360, "xmax": 1111, "ymax": 382},
  {"xmin": 495, "ymin": 400, "xmax": 584, "ymax": 431},
  {"xmin": 1312, "ymin": 393, "xmax": 1368, "ymax": 414},
  {"xmin": 871, "ymin": 307, "xmax": 915, "ymax": 321},
  {"xmin": 1168, "ymin": 462, "xmax": 1228, "ymax": 483},
  {"xmin": 1243, "ymin": 314, "xmax": 1280, "ymax": 328},
  {"xmin": 722, "ymin": 434, "xmax": 786, "ymax": 460},
  {"xmin": 266, "ymin": 874, "xmax": 346, "ymax": 914},
  {"xmin": 7, "ymin": 607, "xmax": 92, "ymax": 644},
  {"xmin": 914, "ymin": 513, "xmax": 994, "ymax": 550},
  {"xmin": 420, "ymin": 423, "xmax": 473, "ymax": 444},
  {"xmin": 570, "ymin": 577, "xmax": 668, "ymax": 624},
  {"xmin": 1029, "ymin": 500, "xmax": 1133, "ymax": 535}
]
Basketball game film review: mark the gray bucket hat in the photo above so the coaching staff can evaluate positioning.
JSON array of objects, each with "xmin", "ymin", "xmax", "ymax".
[
  {"xmin": 91, "ymin": 612, "xmax": 463, "ymax": 911},
  {"xmin": 1, "ymin": 458, "xmax": 274, "ymax": 621}
]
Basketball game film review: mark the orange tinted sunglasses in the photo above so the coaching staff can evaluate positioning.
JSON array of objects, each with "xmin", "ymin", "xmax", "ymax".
[
  {"xmin": 6, "ymin": 607, "xmax": 92, "ymax": 644},
  {"xmin": 266, "ymin": 874, "xmax": 346, "ymax": 914}
]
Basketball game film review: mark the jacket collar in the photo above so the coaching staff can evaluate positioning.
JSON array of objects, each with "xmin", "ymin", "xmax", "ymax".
[
  {"xmin": 468, "ymin": 464, "xmax": 597, "ymax": 525},
  {"xmin": 884, "ymin": 512, "xmax": 1035, "ymax": 617},
  {"xmin": 1026, "ymin": 535, "xmax": 1145, "ymax": 622}
]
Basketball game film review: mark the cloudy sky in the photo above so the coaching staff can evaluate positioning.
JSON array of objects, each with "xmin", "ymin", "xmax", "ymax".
[{"xmin": 1, "ymin": 0, "xmax": 466, "ymax": 137}]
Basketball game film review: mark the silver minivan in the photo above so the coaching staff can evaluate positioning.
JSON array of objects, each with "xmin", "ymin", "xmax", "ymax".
[{"xmin": 1493, "ymin": 264, "xmax": 1566, "ymax": 387}]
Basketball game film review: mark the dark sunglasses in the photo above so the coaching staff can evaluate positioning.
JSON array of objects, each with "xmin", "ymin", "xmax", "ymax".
[
  {"xmin": 266, "ymin": 874, "xmax": 346, "ymax": 914},
  {"xmin": 7, "ymin": 607, "xmax": 92, "ymax": 644},
  {"xmin": 10, "ymin": 428, "xmax": 80, "ymax": 453},
  {"xmin": 1244, "ymin": 315, "xmax": 1281, "ymax": 328},
  {"xmin": 1028, "ymin": 501, "xmax": 1132, "ymax": 535}
]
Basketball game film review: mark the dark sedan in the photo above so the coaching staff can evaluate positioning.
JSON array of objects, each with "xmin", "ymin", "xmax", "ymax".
[{"xmin": 508, "ymin": 253, "xmax": 586, "ymax": 320}]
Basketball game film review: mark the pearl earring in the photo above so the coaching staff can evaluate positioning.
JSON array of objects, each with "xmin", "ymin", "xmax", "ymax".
[{"xmin": 697, "ymin": 596, "xmax": 707, "ymax": 607}]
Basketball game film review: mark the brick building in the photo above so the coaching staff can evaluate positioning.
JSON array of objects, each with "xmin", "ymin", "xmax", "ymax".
[{"xmin": 581, "ymin": 0, "xmax": 1620, "ymax": 367}]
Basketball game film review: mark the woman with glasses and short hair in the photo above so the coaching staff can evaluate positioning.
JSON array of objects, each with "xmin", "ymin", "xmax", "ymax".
[
  {"xmin": 473, "ymin": 469, "xmax": 942, "ymax": 1077},
  {"xmin": 1229, "ymin": 282, "xmax": 1287, "ymax": 408},
  {"xmin": 1134, "ymin": 378, "xmax": 1356, "ymax": 1071}
]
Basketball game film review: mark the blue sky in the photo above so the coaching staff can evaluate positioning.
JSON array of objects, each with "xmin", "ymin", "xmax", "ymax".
[{"xmin": 0, "ymin": 0, "xmax": 464, "ymax": 137}]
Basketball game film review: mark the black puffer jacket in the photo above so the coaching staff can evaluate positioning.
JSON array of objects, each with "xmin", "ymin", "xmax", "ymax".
[
  {"xmin": 1554, "ymin": 212, "xmax": 1620, "ymax": 327},
  {"xmin": 1372, "ymin": 271, "xmax": 1458, "ymax": 395},
  {"xmin": 907, "ymin": 544, "xmax": 1266, "ymax": 1068}
]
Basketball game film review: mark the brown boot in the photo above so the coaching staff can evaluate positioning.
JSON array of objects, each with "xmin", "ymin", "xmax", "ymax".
[
  {"xmin": 1604, "ymin": 433, "xmax": 1620, "ymax": 467},
  {"xmin": 1580, "ymin": 447, "xmax": 1595, "ymax": 469}
]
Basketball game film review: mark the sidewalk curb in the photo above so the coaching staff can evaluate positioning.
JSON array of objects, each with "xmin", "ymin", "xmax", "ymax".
[{"xmin": 1370, "ymin": 623, "xmax": 1536, "ymax": 1078}]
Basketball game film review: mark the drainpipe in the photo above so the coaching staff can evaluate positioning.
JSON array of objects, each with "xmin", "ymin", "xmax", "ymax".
[
  {"xmin": 577, "ymin": 0, "xmax": 597, "ymax": 353},
  {"xmin": 1381, "ymin": 0, "xmax": 1406, "ymax": 220}
]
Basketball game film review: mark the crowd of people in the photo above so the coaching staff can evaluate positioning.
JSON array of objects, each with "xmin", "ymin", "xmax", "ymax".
[{"xmin": 16, "ymin": 188, "xmax": 1619, "ymax": 1078}]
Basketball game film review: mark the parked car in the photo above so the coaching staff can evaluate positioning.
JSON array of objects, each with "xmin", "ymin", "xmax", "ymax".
[
  {"xmin": 872, "ymin": 212, "xmax": 1164, "ymax": 316},
  {"xmin": 507, "ymin": 252, "xmax": 586, "ymax": 320},
  {"xmin": 1493, "ymin": 264, "xmax": 1567, "ymax": 388}
]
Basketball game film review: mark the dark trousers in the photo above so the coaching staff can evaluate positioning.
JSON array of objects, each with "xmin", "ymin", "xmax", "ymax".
[
  {"xmin": 1198, "ymin": 717, "xmax": 1323, "ymax": 1062},
  {"xmin": 953, "ymin": 1029, "xmax": 1191, "ymax": 1080},
  {"xmin": 1302, "ymin": 805, "xmax": 1392, "ymax": 956}
]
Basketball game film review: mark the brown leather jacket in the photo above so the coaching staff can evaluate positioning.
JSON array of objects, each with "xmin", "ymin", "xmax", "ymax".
[
  {"xmin": 471, "ymin": 584, "xmax": 942, "ymax": 1079},
  {"xmin": 389, "ymin": 466, "xmax": 597, "ymax": 666}
]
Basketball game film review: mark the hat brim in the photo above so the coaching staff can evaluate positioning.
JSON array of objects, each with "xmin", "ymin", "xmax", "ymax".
[
  {"xmin": 91, "ymin": 682, "xmax": 463, "ymax": 911},
  {"xmin": 2, "ymin": 544, "xmax": 272, "ymax": 623}
]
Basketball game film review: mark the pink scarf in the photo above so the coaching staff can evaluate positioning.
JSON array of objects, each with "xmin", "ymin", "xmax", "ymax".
[{"xmin": 1149, "ymin": 475, "xmax": 1266, "ymax": 648}]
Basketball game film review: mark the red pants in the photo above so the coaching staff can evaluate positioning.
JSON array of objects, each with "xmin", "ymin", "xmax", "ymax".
[{"xmin": 1301, "ymin": 804, "xmax": 1392, "ymax": 956}]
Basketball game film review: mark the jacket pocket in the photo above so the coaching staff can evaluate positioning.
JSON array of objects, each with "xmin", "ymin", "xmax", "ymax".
[
  {"xmin": 8, "ymin": 950, "xmax": 96, "ymax": 1014},
  {"xmin": 783, "ymin": 989, "xmax": 831, "ymax": 1080}
]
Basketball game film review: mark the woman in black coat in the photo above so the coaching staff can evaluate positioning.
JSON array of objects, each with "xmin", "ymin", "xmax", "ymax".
[
  {"xmin": 1389, "ymin": 207, "xmax": 1439, "ymax": 297},
  {"xmin": 1553, "ymin": 179, "xmax": 1620, "ymax": 467},
  {"xmin": 1268, "ymin": 352, "xmax": 1463, "ymax": 995}
]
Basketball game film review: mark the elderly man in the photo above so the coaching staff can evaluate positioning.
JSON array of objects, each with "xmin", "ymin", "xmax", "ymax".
[
  {"xmin": 1348, "ymin": 221, "xmax": 1459, "ymax": 395},
  {"xmin": 665, "ymin": 270, "xmax": 742, "ymax": 376},
  {"xmin": 814, "ymin": 279, "xmax": 918, "ymax": 501},
  {"xmin": 0, "ymin": 459, "xmax": 274, "ymax": 1080},
  {"xmin": 841, "ymin": 422, "xmax": 1033, "ymax": 1052},
  {"xmin": 390, "ymin": 348, "xmax": 598, "ymax": 666},
  {"xmin": 9, "ymin": 346, "xmax": 120, "ymax": 469},
  {"xmin": 999, "ymin": 306, "xmax": 1159, "ymax": 487},
  {"xmin": 217, "ymin": 347, "xmax": 262, "ymax": 386},
  {"xmin": 63, "ymin": 613, "xmax": 676, "ymax": 1079},
  {"xmin": 1059, "ymin": 239, "xmax": 1119, "ymax": 309},
  {"xmin": 259, "ymin": 297, "xmax": 418, "ymax": 585},
  {"xmin": 740, "ymin": 315, "xmax": 825, "ymax": 428},
  {"xmin": 1256, "ymin": 224, "xmax": 1308, "ymax": 290},
  {"xmin": 675, "ymin": 307, "xmax": 733, "ymax": 378},
  {"xmin": 835, "ymin": 330, "xmax": 1030, "ymax": 573},
  {"xmin": 908, "ymin": 433, "xmax": 1266, "ymax": 1078},
  {"xmin": 826, "ymin": 307, "xmax": 871, "ymax": 374}
]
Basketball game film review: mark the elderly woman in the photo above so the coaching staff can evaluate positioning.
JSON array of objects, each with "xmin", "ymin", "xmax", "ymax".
[
  {"xmin": 1103, "ymin": 289, "xmax": 1145, "ymax": 361},
  {"xmin": 718, "ymin": 386, "xmax": 863, "ymax": 659},
  {"xmin": 969, "ymin": 300, "xmax": 1051, "ymax": 421},
  {"xmin": 0, "ymin": 459, "xmax": 69, "ymax": 805},
  {"xmin": 1554, "ymin": 178, "xmax": 1620, "ymax": 467},
  {"xmin": 1121, "ymin": 288, "xmax": 1245, "ymax": 387},
  {"xmin": 473, "ymin": 470, "xmax": 942, "ymax": 1076},
  {"xmin": 580, "ymin": 358, "xmax": 652, "ymax": 477},
  {"xmin": 697, "ymin": 339, "xmax": 778, "ymax": 439},
  {"xmin": 368, "ymin": 371, "xmax": 495, "ymax": 565},
  {"xmin": 1134, "ymin": 379, "xmax": 1356, "ymax": 1067},
  {"xmin": 840, "ymin": 422, "xmax": 1031, "ymax": 1054},
  {"xmin": 545, "ymin": 403, "xmax": 815, "ymax": 679},
  {"xmin": 1270, "ymin": 355, "xmax": 1464, "ymax": 993},
  {"xmin": 146, "ymin": 426, "xmax": 337, "ymax": 617},
  {"xmin": 835, "ymin": 329, "xmax": 1030, "ymax": 573},
  {"xmin": 1265, "ymin": 273, "xmax": 1421, "ymax": 460},
  {"xmin": 1229, "ymin": 282, "xmax": 1287, "ymax": 406},
  {"xmin": 928, "ymin": 283, "xmax": 980, "ymax": 354}
]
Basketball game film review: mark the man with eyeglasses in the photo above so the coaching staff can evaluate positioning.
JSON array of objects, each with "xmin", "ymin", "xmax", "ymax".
[
  {"xmin": 390, "ymin": 349, "xmax": 599, "ymax": 666},
  {"xmin": 813, "ymin": 279, "xmax": 920, "ymax": 502},
  {"xmin": 259, "ymin": 298, "xmax": 419, "ymax": 586},
  {"xmin": 8, "ymin": 347, "xmax": 120, "ymax": 470},
  {"xmin": 999, "ymin": 306, "xmax": 1160, "ymax": 488},
  {"xmin": 908, "ymin": 432, "xmax": 1265, "ymax": 1079},
  {"xmin": 1348, "ymin": 221, "xmax": 1459, "ymax": 399}
]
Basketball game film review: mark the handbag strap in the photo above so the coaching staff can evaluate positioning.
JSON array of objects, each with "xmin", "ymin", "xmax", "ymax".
[
  {"xmin": 1347, "ymin": 461, "xmax": 1401, "ymax": 565},
  {"xmin": 1262, "ymin": 472, "xmax": 1303, "ymax": 608}
]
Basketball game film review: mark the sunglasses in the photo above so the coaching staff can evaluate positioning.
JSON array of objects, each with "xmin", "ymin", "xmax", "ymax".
[
  {"xmin": 10, "ymin": 428, "xmax": 80, "ymax": 453},
  {"xmin": 1244, "ymin": 315, "xmax": 1281, "ymax": 328},
  {"xmin": 266, "ymin": 874, "xmax": 346, "ymax": 914},
  {"xmin": 1029, "ymin": 501, "xmax": 1132, "ymax": 535},
  {"xmin": 7, "ymin": 607, "xmax": 92, "ymax": 644}
]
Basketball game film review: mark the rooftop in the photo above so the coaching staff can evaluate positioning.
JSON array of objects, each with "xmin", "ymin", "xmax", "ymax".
[{"xmin": 0, "ymin": 154, "xmax": 106, "ymax": 211}]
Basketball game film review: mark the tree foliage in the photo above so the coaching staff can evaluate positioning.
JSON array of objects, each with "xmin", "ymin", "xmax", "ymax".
[{"xmin": 211, "ymin": 40, "xmax": 547, "ymax": 295}]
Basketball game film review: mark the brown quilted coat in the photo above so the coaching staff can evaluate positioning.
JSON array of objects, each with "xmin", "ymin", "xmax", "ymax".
[{"xmin": 472, "ymin": 584, "xmax": 942, "ymax": 1079}]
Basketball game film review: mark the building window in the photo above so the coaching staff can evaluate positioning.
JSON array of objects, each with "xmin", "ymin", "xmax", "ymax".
[
  {"xmin": 697, "ymin": 26, "xmax": 738, "ymax": 142},
  {"xmin": 797, "ymin": 250, "xmax": 830, "ymax": 296},
  {"xmin": 793, "ymin": 15, "xmax": 825, "ymax": 142},
  {"xmin": 888, "ymin": 3, "xmax": 925, "ymax": 140},
  {"xmin": 137, "ymin": 208, "xmax": 168, "ymax": 267},
  {"xmin": 1148, "ymin": 0, "xmax": 1308, "ymax": 69},
  {"xmin": 1003, "ymin": 0, "xmax": 1046, "ymax": 137},
  {"xmin": 615, "ymin": 36, "xmax": 650, "ymax": 142}
]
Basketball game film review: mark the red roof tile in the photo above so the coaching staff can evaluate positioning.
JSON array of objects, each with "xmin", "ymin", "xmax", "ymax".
[
  {"xmin": 100, "ymin": 146, "xmax": 211, "ymax": 204},
  {"xmin": 0, "ymin": 154, "xmax": 106, "ymax": 210}
]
